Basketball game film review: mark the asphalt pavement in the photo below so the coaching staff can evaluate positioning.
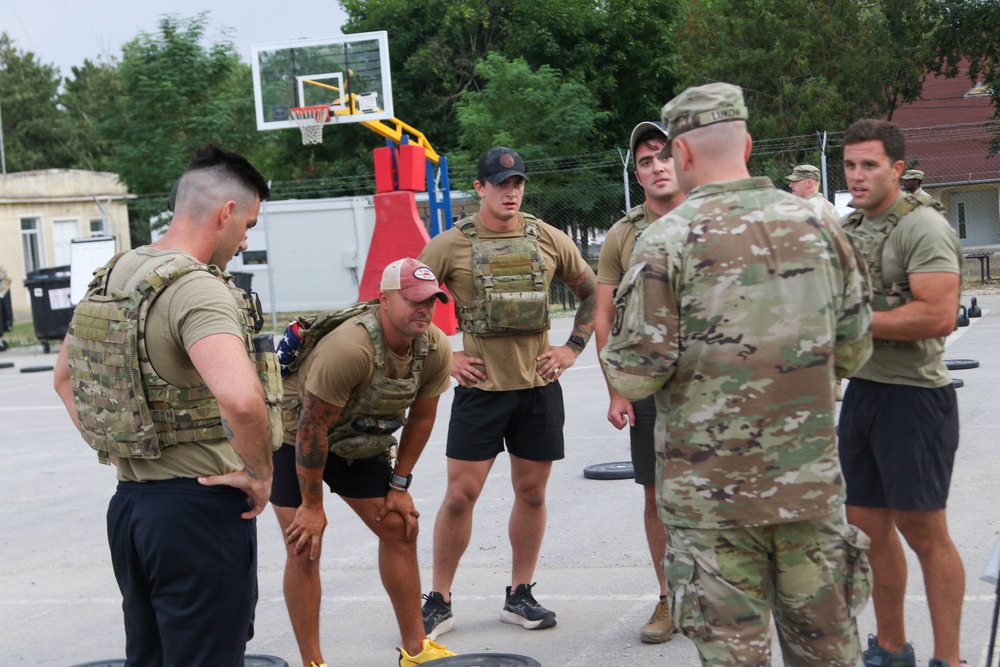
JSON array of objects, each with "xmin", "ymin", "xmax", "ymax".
[{"xmin": 2, "ymin": 298, "xmax": 999, "ymax": 666}]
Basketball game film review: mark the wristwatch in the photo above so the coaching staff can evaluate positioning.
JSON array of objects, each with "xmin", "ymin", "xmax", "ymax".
[
  {"xmin": 389, "ymin": 471, "xmax": 413, "ymax": 491},
  {"xmin": 566, "ymin": 334, "xmax": 586, "ymax": 354}
]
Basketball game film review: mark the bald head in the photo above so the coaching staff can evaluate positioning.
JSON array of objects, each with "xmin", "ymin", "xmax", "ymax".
[{"xmin": 672, "ymin": 121, "xmax": 752, "ymax": 193}]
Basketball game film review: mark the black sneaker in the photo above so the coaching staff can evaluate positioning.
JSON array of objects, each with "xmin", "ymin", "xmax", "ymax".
[
  {"xmin": 500, "ymin": 582, "xmax": 557, "ymax": 630},
  {"xmin": 421, "ymin": 591, "xmax": 454, "ymax": 640}
]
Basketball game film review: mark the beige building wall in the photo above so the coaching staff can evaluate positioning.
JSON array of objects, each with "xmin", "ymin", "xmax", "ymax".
[{"xmin": 0, "ymin": 169, "xmax": 132, "ymax": 320}]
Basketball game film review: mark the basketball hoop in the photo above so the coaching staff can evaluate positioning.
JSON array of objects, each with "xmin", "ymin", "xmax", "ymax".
[{"xmin": 289, "ymin": 105, "xmax": 331, "ymax": 145}]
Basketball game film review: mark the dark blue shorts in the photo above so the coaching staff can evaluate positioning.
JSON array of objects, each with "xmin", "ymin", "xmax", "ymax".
[
  {"xmin": 629, "ymin": 396, "xmax": 657, "ymax": 486},
  {"xmin": 270, "ymin": 442, "xmax": 392, "ymax": 507},
  {"xmin": 838, "ymin": 377, "xmax": 959, "ymax": 510},
  {"xmin": 446, "ymin": 383, "xmax": 565, "ymax": 461}
]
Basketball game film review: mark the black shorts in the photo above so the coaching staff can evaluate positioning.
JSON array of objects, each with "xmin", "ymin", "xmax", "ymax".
[
  {"xmin": 270, "ymin": 443, "xmax": 392, "ymax": 507},
  {"xmin": 446, "ymin": 383, "xmax": 565, "ymax": 462},
  {"xmin": 630, "ymin": 396, "xmax": 657, "ymax": 486},
  {"xmin": 838, "ymin": 377, "xmax": 959, "ymax": 511}
]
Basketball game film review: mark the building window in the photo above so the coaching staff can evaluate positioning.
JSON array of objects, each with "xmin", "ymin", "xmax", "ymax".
[
  {"xmin": 957, "ymin": 202, "xmax": 967, "ymax": 240},
  {"xmin": 90, "ymin": 218, "xmax": 109, "ymax": 236},
  {"xmin": 20, "ymin": 217, "xmax": 43, "ymax": 273}
]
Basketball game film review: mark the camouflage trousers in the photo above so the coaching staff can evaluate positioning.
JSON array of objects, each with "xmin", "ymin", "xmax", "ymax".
[{"xmin": 664, "ymin": 511, "xmax": 871, "ymax": 667}]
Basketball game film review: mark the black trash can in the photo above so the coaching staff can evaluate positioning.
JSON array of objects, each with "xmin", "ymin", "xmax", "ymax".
[
  {"xmin": 24, "ymin": 265, "xmax": 73, "ymax": 353},
  {"xmin": 230, "ymin": 271, "xmax": 253, "ymax": 296}
]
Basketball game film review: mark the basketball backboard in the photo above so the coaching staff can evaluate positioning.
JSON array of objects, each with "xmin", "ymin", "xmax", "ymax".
[{"xmin": 251, "ymin": 31, "xmax": 393, "ymax": 131}]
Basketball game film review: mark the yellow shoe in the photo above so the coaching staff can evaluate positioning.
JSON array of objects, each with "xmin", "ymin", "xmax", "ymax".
[
  {"xmin": 398, "ymin": 638, "xmax": 457, "ymax": 666},
  {"xmin": 310, "ymin": 662, "xmax": 327, "ymax": 667}
]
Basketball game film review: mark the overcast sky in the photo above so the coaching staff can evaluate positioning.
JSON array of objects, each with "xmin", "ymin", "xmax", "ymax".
[{"xmin": 0, "ymin": 0, "xmax": 349, "ymax": 77}]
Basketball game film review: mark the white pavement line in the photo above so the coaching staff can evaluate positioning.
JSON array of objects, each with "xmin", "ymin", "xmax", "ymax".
[{"xmin": 0, "ymin": 405, "xmax": 63, "ymax": 411}]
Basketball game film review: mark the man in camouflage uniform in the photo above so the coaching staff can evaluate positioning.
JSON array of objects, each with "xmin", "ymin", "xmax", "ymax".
[
  {"xmin": 840, "ymin": 120, "xmax": 964, "ymax": 667},
  {"xmin": 275, "ymin": 258, "xmax": 456, "ymax": 667},
  {"xmin": 419, "ymin": 146, "xmax": 597, "ymax": 637},
  {"xmin": 901, "ymin": 169, "xmax": 938, "ymax": 207},
  {"xmin": 786, "ymin": 164, "xmax": 847, "ymax": 401},
  {"xmin": 53, "ymin": 146, "xmax": 277, "ymax": 666},
  {"xmin": 601, "ymin": 83, "xmax": 874, "ymax": 667},
  {"xmin": 595, "ymin": 120, "xmax": 684, "ymax": 644}
]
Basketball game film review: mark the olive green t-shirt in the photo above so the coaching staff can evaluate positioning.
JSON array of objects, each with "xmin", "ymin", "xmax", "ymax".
[
  {"xmin": 110, "ymin": 248, "xmax": 246, "ymax": 482},
  {"xmin": 419, "ymin": 212, "xmax": 589, "ymax": 391},
  {"xmin": 281, "ymin": 317, "xmax": 453, "ymax": 444},
  {"xmin": 849, "ymin": 197, "xmax": 962, "ymax": 387}
]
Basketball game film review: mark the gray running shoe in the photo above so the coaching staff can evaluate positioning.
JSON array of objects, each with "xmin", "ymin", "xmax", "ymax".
[{"xmin": 500, "ymin": 582, "xmax": 557, "ymax": 630}]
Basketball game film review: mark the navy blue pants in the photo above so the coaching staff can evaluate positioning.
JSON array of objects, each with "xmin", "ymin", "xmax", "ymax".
[{"xmin": 107, "ymin": 478, "xmax": 257, "ymax": 667}]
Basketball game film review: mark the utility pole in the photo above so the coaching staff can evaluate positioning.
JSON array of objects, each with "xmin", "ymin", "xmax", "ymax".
[{"xmin": 0, "ymin": 94, "xmax": 6, "ymax": 175}]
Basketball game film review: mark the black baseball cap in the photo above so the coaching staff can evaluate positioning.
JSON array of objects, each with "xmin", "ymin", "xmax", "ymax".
[{"xmin": 477, "ymin": 147, "xmax": 528, "ymax": 185}]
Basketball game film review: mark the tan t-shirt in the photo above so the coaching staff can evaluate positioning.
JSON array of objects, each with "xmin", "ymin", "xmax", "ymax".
[
  {"xmin": 419, "ymin": 212, "xmax": 589, "ymax": 391},
  {"xmin": 597, "ymin": 203, "xmax": 658, "ymax": 285},
  {"xmin": 282, "ymin": 316, "xmax": 452, "ymax": 443},
  {"xmin": 110, "ymin": 247, "xmax": 247, "ymax": 482}
]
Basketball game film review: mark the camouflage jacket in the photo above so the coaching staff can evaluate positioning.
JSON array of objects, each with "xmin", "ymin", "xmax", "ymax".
[{"xmin": 601, "ymin": 177, "xmax": 872, "ymax": 529}]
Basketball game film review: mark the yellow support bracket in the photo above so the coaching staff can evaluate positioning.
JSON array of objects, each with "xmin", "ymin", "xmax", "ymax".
[{"xmin": 298, "ymin": 77, "xmax": 440, "ymax": 164}]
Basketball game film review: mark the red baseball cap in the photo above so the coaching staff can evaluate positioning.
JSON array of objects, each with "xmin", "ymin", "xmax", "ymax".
[{"xmin": 380, "ymin": 258, "xmax": 449, "ymax": 303}]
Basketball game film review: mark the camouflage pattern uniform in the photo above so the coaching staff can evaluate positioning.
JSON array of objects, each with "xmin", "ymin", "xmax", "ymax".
[{"xmin": 601, "ymin": 82, "xmax": 874, "ymax": 667}]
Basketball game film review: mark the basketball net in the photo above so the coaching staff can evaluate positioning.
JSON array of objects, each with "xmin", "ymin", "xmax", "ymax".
[{"xmin": 289, "ymin": 105, "xmax": 331, "ymax": 145}]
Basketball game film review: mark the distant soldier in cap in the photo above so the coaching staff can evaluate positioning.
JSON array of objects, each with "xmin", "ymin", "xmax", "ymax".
[
  {"xmin": 419, "ymin": 146, "xmax": 597, "ymax": 638},
  {"xmin": 601, "ymin": 83, "xmax": 873, "ymax": 666},
  {"xmin": 787, "ymin": 164, "xmax": 840, "ymax": 219},
  {"xmin": 787, "ymin": 164, "xmax": 848, "ymax": 401},
  {"xmin": 841, "ymin": 120, "xmax": 964, "ymax": 667},
  {"xmin": 275, "ymin": 258, "xmax": 457, "ymax": 667},
  {"xmin": 901, "ymin": 168, "xmax": 938, "ymax": 207},
  {"xmin": 595, "ymin": 120, "xmax": 684, "ymax": 644}
]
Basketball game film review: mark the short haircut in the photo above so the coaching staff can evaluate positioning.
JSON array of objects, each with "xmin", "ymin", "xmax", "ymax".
[
  {"xmin": 844, "ymin": 119, "xmax": 906, "ymax": 164},
  {"xmin": 173, "ymin": 145, "xmax": 270, "ymax": 218}
]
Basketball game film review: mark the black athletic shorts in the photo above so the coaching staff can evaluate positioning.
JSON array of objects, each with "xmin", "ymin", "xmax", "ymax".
[
  {"xmin": 446, "ymin": 383, "xmax": 565, "ymax": 462},
  {"xmin": 630, "ymin": 396, "xmax": 657, "ymax": 486},
  {"xmin": 838, "ymin": 377, "xmax": 959, "ymax": 511},
  {"xmin": 270, "ymin": 443, "xmax": 392, "ymax": 507}
]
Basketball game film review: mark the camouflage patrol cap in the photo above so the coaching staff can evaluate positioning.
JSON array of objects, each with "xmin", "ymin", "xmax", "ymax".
[
  {"xmin": 902, "ymin": 169, "xmax": 924, "ymax": 181},
  {"xmin": 658, "ymin": 82, "xmax": 748, "ymax": 158},
  {"xmin": 786, "ymin": 165, "xmax": 821, "ymax": 182},
  {"xmin": 629, "ymin": 121, "xmax": 668, "ymax": 164}
]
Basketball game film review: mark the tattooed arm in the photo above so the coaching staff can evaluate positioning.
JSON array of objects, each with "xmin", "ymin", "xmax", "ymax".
[
  {"xmin": 285, "ymin": 388, "xmax": 343, "ymax": 560},
  {"xmin": 536, "ymin": 265, "xmax": 598, "ymax": 380}
]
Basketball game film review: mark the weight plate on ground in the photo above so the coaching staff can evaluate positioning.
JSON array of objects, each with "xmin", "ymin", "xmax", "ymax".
[
  {"xmin": 583, "ymin": 461, "xmax": 635, "ymax": 480},
  {"xmin": 945, "ymin": 359, "xmax": 979, "ymax": 370},
  {"xmin": 0, "ymin": 361, "xmax": 13, "ymax": 369},
  {"xmin": 951, "ymin": 378, "xmax": 964, "ymax": 389},
  {"xmin": 68, "ymin": 661, "xmax": 125, "ymax": 667},
  {"xmin": 20, "ymin": 365, "xmax": 54, "ymax": 373},
  {"xmin": 245, "ymin": 656, "xmax": 289, "ymax": 667},
  {"xmin": 417, "ymin": 655, "xmax": 541, "ymax": 667}
]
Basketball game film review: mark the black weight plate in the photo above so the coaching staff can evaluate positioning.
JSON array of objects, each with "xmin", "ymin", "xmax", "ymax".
[
  {"xmin": 952, "ymin": 378, "xmax": 964, "ymax": 389},
  {"xmin": 419, "ymin": 654, "xmax": 541, "ymax": 667},
  {"xmin": 0, "ymin": 361, "xmax": 13, "ymax": 369},
  {"xmin": 583, "ymin": 461, "xmax": 635, "ymax": 480},
  {"xmin": 945, "ymin": 359, "xmax": 979, "ymax": 371},
  {"xmin": 71, "ymin": 657, "xmax": 288, "ymax": 667},
  {"xmin": 20, "ymin": 365, "xmax": 54, "ymax": 373},
  {"xmin": 245, "ymin": 656, "xmax": 289, "ymax": 667}
]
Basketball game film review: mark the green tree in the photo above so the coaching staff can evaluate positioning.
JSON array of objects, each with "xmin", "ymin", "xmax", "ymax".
[
  {"xmin": 455, "ymin": 53, "xmax": 613, "ymax": 241},
  {"xmin": 0, "ymin": 33, "xmax": 76, "ymax": 171},
  {"xmin": 930, "ymin": 0, "xmax": 1000, "ymax": 155},
  {"xmin": 59, "ymin": 57, "xmax": 121, "ymax": 172},
  {"xmin": 670, "ymin": 0, "xmax": 938, "ymax": 148}
]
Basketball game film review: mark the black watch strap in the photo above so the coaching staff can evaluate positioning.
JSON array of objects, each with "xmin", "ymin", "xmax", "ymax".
[
  {"xmin": 567, "ymin": 334, "xmax": 586, "ymax": 353},
  {"xmin": 389, "ymin": 472, "xmax": 413, "ymax": 490}
]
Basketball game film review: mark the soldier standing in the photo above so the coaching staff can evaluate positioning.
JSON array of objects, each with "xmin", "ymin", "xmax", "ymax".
[
  {"xmin": 53, "ymin": 146, "xmax": 281, "ymax": 666},
  {"xmin": 840, "ymin": 120, "xmax": 965, "ymax": 667},
  {"xmin": 419, "ymin": 146, "xmax": 597, "ymax": 638},
  {"xmin": 901, "ymin": 168, "xmax": 938, "ymax": 207},
  {"xmin": 594, "ymin": 120, "xmax": 684, "ymax": 644},
  {"xmin": 601, "ymin": 83, "xmax": 873, "ymax": 666}
]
